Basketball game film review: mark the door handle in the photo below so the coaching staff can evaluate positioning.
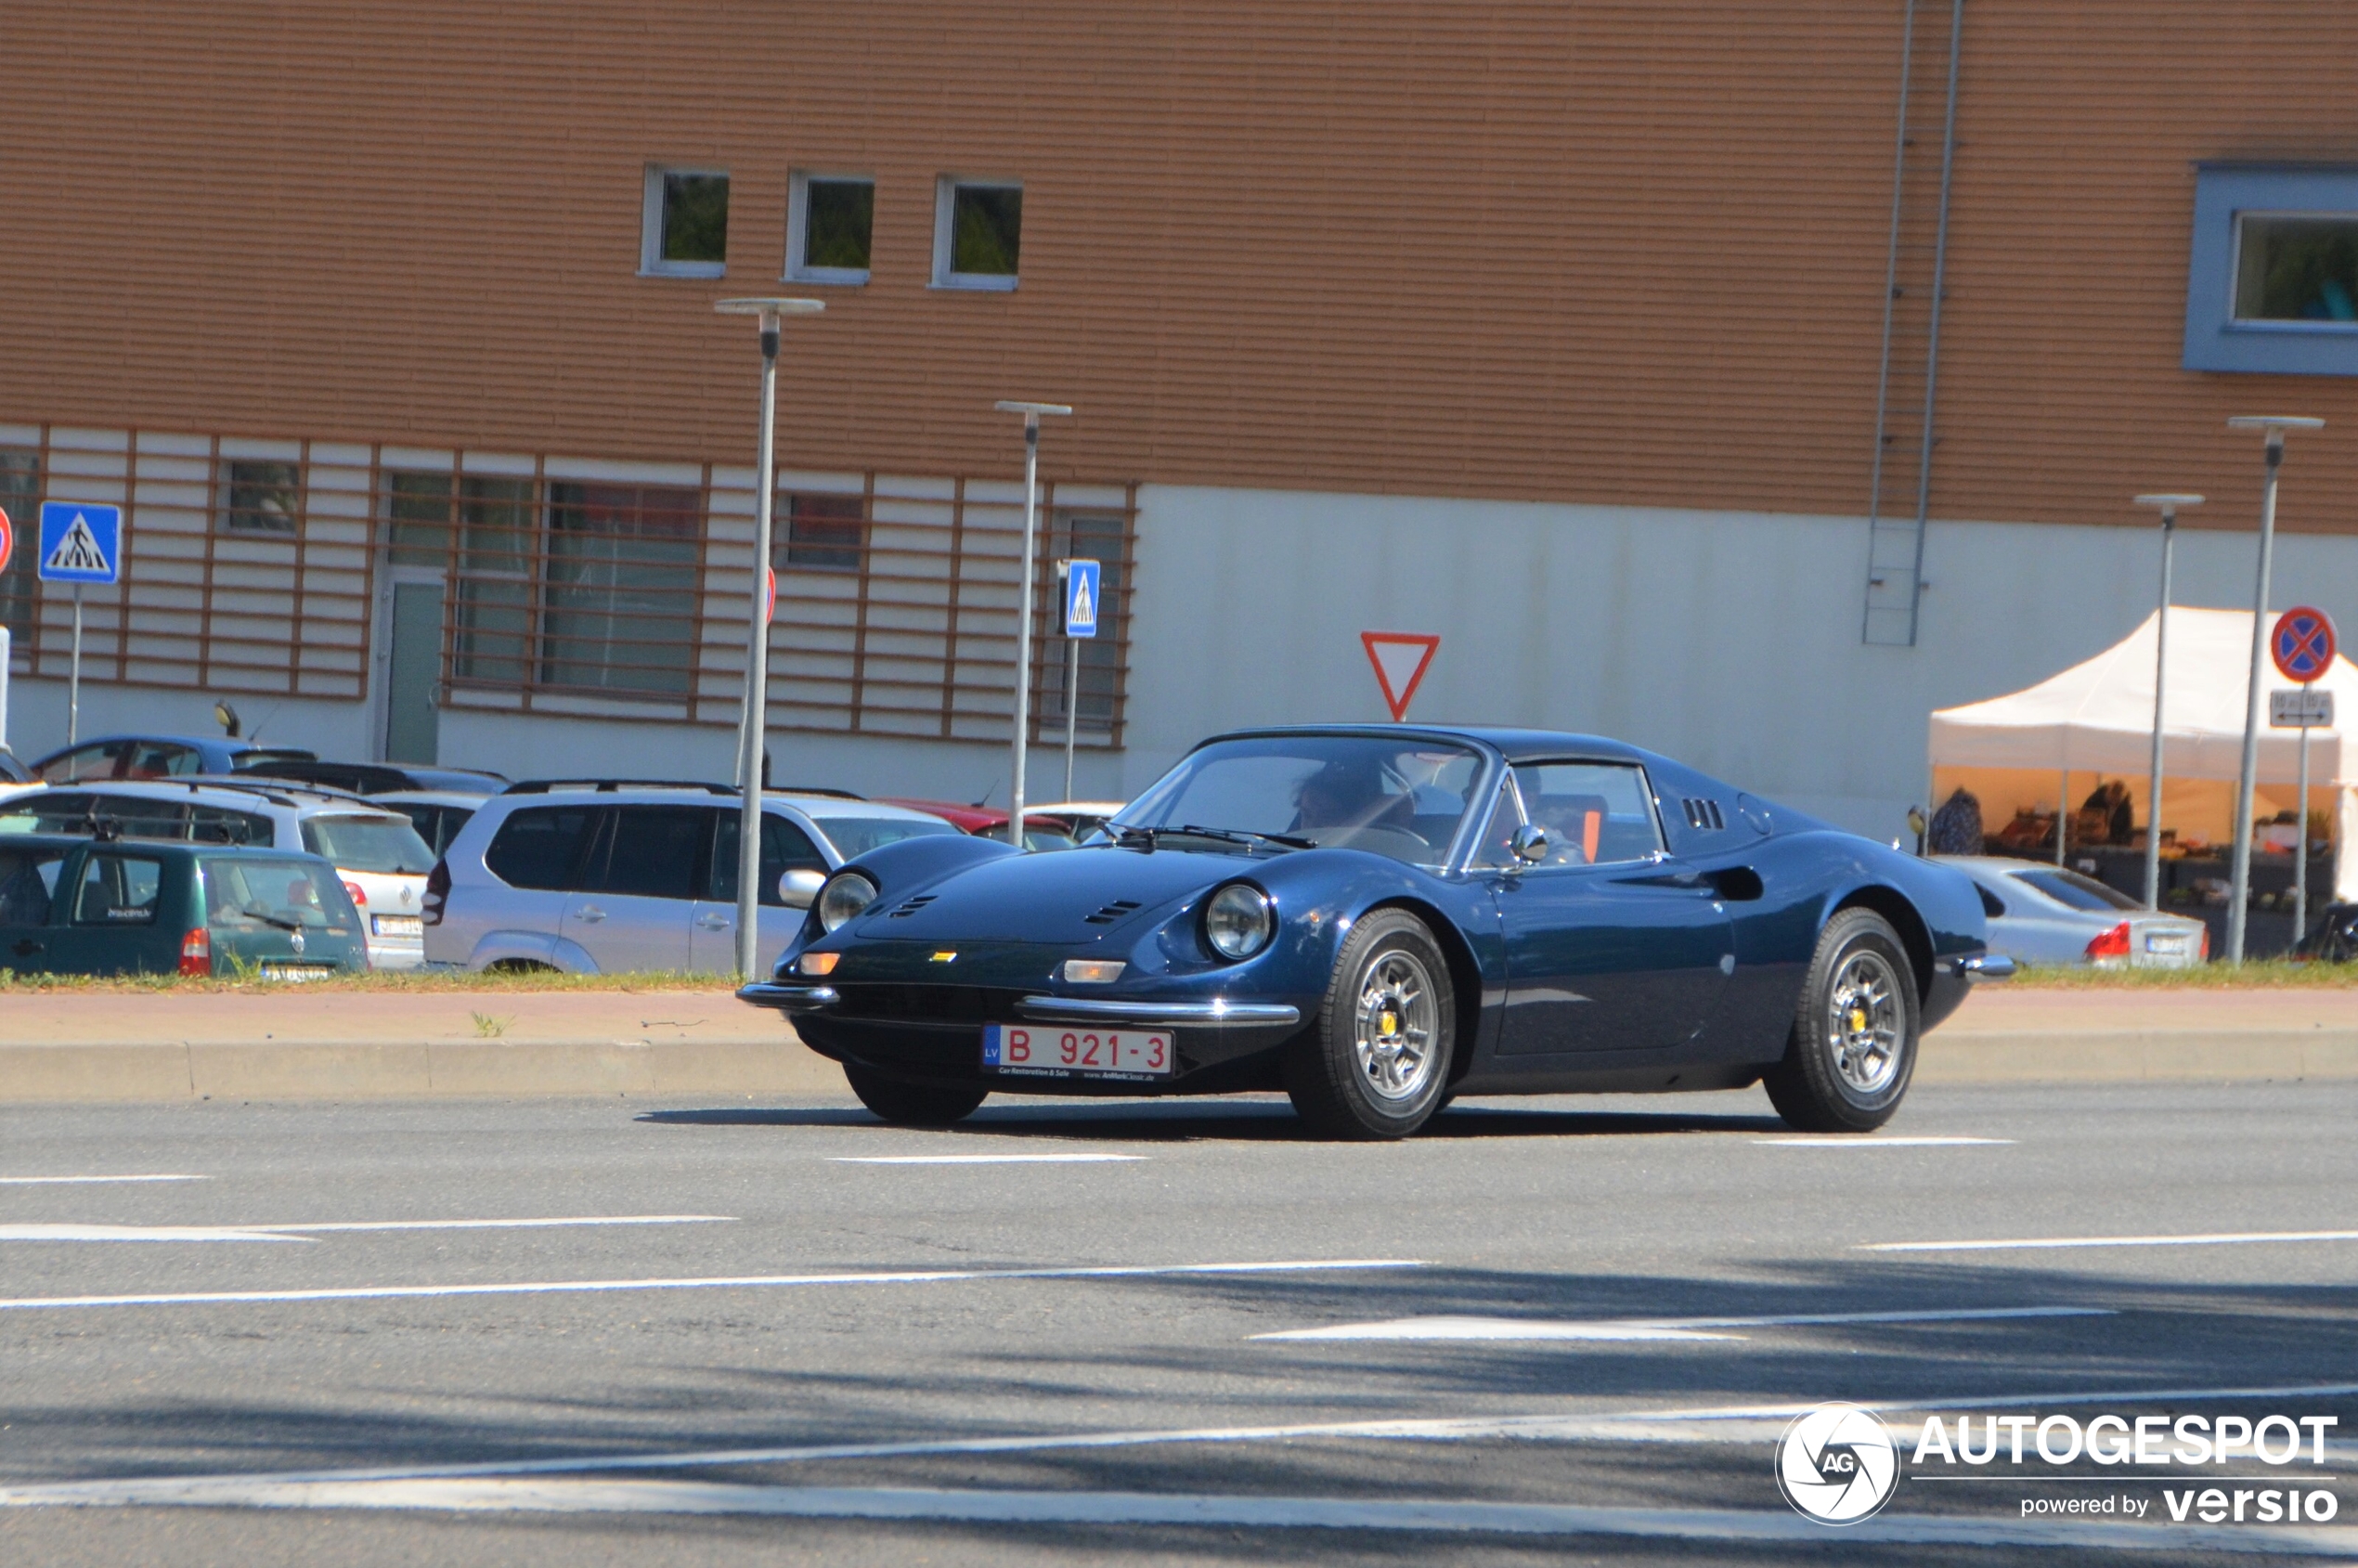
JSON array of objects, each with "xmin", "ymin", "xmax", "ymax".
[
  {"xmin": 11, "ymin": 939, "xmax": 44, "ymax": 956},
  {"xmin": 574, "ymin": 905, "xmax": 606, "ymax": 923},
  {"xmin": 695, "ymin": 914, "xmax": 731, "ymax": 930}
]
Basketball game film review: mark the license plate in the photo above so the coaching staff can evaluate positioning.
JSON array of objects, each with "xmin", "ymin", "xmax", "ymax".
[
  {"xmin": 2144, "ymin": 933, "xmax": 2187, "ymax": 953},
  {"xmin": 372, "ymin": 915, "xmax": 422, "ymax": 938},
  {"xmin": 260, "ymin": 964, "xmax": 336, "ymax": 982},
  {"xmin": 981, "ymin": 1023, "xmax": 1173, "ymax": 1079}
]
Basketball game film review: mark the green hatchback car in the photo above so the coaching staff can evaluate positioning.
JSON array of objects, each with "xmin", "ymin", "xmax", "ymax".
[{"xmin": 0, "ymin": 833, "xmax": 369, "ymax": 978}]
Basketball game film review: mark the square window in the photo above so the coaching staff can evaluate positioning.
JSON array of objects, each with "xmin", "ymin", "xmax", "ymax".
[
  {"xmin": 641, "ymin": 167, "xmax": 729, "ymax": 278},
  {"xmin": 2234, "ymin": 215, "xmax": 2358, "ymax": 323},
  {"xmin": 933, "ymin": 178, "xmax": 1021, "ymax": 290},
  {"xmin": 2183, "ymin": 165, "xmax": 2358, "ymax": 375},
  {"xmin": 217, "ymin": 458, "xmax": 301, "ymax": 536},
  {"xmin": 780, "ymin": 493, "xmax": 866, "ymax": 573},
  {"xmin": 788, "ymin": 174, "xmax": 874, "ymax": 284}
]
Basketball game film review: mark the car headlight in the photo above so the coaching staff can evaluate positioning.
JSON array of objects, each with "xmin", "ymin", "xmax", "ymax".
[
  {"xmin": 815, "ymin": 871, "xmax": 879, "ymax": 933},
  {"xmin": 1203, "ymin": 883, "xmax": 1275, "ymax": 960}
]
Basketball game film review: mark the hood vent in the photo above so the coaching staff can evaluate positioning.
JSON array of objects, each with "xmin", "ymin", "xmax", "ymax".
[
  {"xmin": 887, "ymin": 894, "xmax": 939, "ymax": 919},
  {"xmin": 1082, "ymin": 899, "xmax": 1143, "ymax": 926}
]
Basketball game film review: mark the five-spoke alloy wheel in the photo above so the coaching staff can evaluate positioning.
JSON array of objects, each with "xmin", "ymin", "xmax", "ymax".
[
  {"xmin": 1288, "ymin": 909, "xmax": 1457, "ymax": 1139},
  {"xmin": 1763, "ymin": 907, "xmax": 1920, "ymax": 1133}
]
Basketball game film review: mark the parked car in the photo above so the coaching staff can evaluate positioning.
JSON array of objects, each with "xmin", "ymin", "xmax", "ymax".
[
  {"xmin": 377, "ymin": 791, "xmax": 485, "ymax": 859},
  {"xmin": 876, "ymin": 797, "xmax": 1119, "ymax": 850},
  {"xmin": 0, "ymin": 746, "xmax": 32, "ymax": 787},
  {"xmin": 31, "ymin": 734, "xmax": 314, "ymax": 783},
  {"xmin": 1934, "ymin": 855, "xmax": 2208, "ymax": 968},
  {"xmin": 0, "ymin": 833, "xmax": 367, "ymax": 978},
  {"xmin": 745, "ymin": 725, "xmax": 2006, "ymax": 1138},
  {"xmin": 0, "ymin": 778, "xmax": 434, "ymax": 968},
  {"xmin": 425, "ymin": 784, "xmax": 962, "ymax": 973},
  {"xmin": 234, "ymin": 758, "xmax": 508, "ymax": 796}
]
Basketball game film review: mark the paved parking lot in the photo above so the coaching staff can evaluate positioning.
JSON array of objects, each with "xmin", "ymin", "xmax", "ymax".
[{"xmin": 1, "ymin": 1079, "xmax": 2352, "ymax": 1565}]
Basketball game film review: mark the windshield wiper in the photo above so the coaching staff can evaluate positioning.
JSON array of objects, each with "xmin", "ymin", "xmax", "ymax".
[
  {"xmin": 1110, "ymin": 823, "xmax": 1313, "ymax": 851},
  {"xmin": 235, "ymin": 910, "xmax": 307, "ymax": 932}
]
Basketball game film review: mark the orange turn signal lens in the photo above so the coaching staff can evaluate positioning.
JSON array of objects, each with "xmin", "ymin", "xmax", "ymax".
[
  {"xmin": 1061, "ymin": 960, "xmax": 1126, "ymax": 984},
  {"xmin": 797, "ymin": 952, "xmax": 841, "ymax": 977}
]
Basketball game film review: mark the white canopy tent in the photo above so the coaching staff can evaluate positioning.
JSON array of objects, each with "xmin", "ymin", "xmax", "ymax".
[{"xmin": 1928, "ymin": 607, "xmax": 2357, "ymax": 901}]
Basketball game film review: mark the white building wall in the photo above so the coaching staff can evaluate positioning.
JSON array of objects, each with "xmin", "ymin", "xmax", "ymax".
[{"xmin": 11, "ymin": 478, "xmax": 2358, "ymax": 841}]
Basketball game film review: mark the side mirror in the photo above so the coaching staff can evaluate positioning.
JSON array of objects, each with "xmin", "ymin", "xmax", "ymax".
[
  {"xmin": 778, "ymin": 868, "xmax": 827, "ymax": 910},
  {"xmin": 1509, "ymin": 823, "xmax": 1550, "ymax": 866}
]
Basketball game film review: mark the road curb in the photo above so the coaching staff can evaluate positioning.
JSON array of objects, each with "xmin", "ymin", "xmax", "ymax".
[{"xmin": 1, "ymin": 1030, "xmax": 2354, "ymax": 1102}]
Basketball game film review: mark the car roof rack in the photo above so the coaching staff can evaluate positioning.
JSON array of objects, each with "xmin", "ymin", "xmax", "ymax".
[
  {"xmin": 770, "ymin": 785, "xmax": 865, "ymax": 800},
  {"xmin": 500, "ymin": 779, "xmax": 737, "ymax": 796},
  {"xmin": 176, "ymin": 774, "xmax": 381, "ymax": 808}
]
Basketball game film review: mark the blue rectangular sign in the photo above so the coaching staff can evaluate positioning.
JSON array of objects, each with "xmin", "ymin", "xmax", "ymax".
[
  {"xmin": 1063, "ymin": 557, "xmax": 1100, "ymax": 639},
  {"xmin": 37, "ymin": 500, "xmax": 122, "ymax": 585}
]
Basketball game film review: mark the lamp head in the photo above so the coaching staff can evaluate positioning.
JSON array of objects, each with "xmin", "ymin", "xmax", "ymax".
[{"xmin": 213, "ymin": 700, "xmax": 240, "ymax": 739}]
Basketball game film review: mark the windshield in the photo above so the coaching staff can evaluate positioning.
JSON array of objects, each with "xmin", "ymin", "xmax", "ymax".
[
  {"xmin": 810, "ymin": 815, "xmax": 964, "ymax": 860},
  {"xmin": 2010, "ymin": 868, "xmax": 2141, "ymax": 913},
  {"xmin": 300, "ymin": 815, "xmax": 434, "ymax": 875},
  {"xmin": 1116, "ymin": 735, "xmax": 1485, "ymax": 866},
  {"xmin": 201, "ymin": 856, "xmax": 358, "ymax": 935}
]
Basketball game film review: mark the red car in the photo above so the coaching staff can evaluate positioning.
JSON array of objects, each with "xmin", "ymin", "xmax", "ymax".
[{"xmin": 877, "ymin": 799, "xmax": 1126, "ymax": 850}]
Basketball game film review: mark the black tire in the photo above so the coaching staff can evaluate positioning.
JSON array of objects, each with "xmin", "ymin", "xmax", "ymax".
[
  {"xmin": 842, "ymin": 1062, "xmax": 989, "ymax": 1127},
  {"xmin": 1285, "ymin": 910, "xmax": 1457, "ymax": 1140},
  {"xmin": 1762, "ymin": 908, "xmax": 1920, "ymax": 1134}
]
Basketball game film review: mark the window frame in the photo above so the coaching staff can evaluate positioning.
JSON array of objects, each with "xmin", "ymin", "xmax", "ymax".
[
  {"xmin": 785, "ymin": 171, "xmax": 875, "ymax": 286},
  {"xmin": 215, "ymin": 456, "xmax": 304, "ymax": 538},
  {"xmin": 931, "ymin": 175, "xmax": 1023, "ymax": 292},
  {"xmin": 2183, "ymin": 164, "xmax": 2358, "ymax": 376},
  {"xmin": 1497, "ymin": 758, "xmax": 1670, "ymax": 870},
  {"xmin": 640, "ymin": 164, "xmax": 731, "ymax": 279}
]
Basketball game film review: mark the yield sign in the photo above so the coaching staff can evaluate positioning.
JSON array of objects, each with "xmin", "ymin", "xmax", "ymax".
[
  {"xmin": 2271, "ymin": 605, "xmax": 2336, "ymax": 683},
  {"xmin": 1361, "ymin": 631, "xmax": 1440, "ymax": 722},
  {"xmin": 0, "ymin": 505, "xmax": 11, "ymax": 576}
]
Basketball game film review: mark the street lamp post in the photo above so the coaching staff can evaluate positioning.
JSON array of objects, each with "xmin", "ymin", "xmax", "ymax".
[
  {"xmin": 992, "ymin": 400, "xmax": 1072, "ymax": 849},
  {"xmin": 716, "ymin": 297, "xmax": 824, "ymax": 980},
  {"xmin": 2131, "ymin": 494, "xmax": 2202, "ymax": 911},
  {"xmin": 2222, "ymin": 416, "xmax": 2324, "ymax": 963}
]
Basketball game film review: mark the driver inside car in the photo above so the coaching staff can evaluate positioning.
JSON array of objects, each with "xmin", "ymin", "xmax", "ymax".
[{"xmin": 1289, "ymin": 756, "xmax": 1419, "ymax": 840}]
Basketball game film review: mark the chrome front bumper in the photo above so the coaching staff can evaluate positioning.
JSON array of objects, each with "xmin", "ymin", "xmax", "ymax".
[
  {"xmin": 1950, "ymin": 952, "xmax": 2017, "ymax": 980},
  {"xmin": 737, "ymin": 982, "xmax": 839, "ymax": 1013},
  {"xmin": 1015, "ymin": 996, "xmax": 1302, "ymax": 1028}
]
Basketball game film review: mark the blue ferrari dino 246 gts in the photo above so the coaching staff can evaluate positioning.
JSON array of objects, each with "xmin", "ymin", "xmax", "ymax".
[{"xmin": 741, "ymin": 726, "xmax": 2011, "ymax": 1139}]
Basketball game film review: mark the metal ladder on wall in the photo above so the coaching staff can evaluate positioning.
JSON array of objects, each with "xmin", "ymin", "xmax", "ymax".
[{"xmin": 1861, "ymin": 0, "xmax": 1964, "ymax": 647}]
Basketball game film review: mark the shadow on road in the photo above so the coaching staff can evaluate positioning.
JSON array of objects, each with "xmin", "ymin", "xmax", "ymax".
[{"xmin": 636, "ymin": 1099, "xmax": 1788, "ymax": 1142}]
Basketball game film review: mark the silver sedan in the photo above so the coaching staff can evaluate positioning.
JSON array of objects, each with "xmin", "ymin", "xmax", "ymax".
[{"xmin": 1933, "ymin": 856, "xmax": 2209, "ymax": 969}]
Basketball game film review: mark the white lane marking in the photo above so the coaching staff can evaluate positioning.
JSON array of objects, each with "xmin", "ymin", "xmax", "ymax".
[
  {"xmin": 4, "ymin": 1477, "xmax": 2351, "ymax": 1554},
  {"xmin": 247, "ymin": 1215, "xmax": 734, "ymax": 1235},
  {"xmin": 1252, "ymin": 1305, "xmax": 2111, "ymax": 1342},
  {"xmin": 0, "ymin": 1225, "xmax": 309, "ymax": 1245},
  {"xmin": 0, "ymin": 1257, "xmax": 1421, "ymax": 1312},
  {"xmin": 0, "ymin": 1216, "xmax": 731, "ymax": 1244},
  {"xmin": 1755, "ymin": 1136, "xmax": 2014, "ymax": 1147},
  {"xmin": 1865, "ymin": 1228, "xmax": 2358, "ymax": 1252},
  {"xmin": 829, "ymin": 1154, "xmax": 1147, "ymax": 1165},
  {"xmin": 0, "ymin": 1174, "xmax": 208, "ymax": 1186},
  {"xmin": 12, "ymin": 1381, "xmax": 2348, "ymax": 1500}
]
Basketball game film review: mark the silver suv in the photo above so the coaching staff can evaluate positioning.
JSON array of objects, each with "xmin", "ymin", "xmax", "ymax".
[{"xmin": 423, "ymin": 784, "xmax": 960, "ymax": 973}]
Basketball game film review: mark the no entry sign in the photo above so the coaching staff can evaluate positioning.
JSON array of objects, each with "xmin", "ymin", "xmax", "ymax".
[
  {"xmin": 1361, "ymin": 631, "xmax": 1439, "ymax": 722},
  {"xmin": 2271, "ymin": 605, "xmax": 2336, "ymax": 683}
]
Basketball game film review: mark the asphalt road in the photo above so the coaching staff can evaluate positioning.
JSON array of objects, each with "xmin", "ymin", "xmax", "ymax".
[{"xmin": 0, "ymin": 1078, "xmax": 2352, "ymax": 1566}]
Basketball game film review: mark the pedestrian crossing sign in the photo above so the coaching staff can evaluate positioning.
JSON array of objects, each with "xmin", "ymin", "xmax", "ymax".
[
  {"xmin": 37, "ymin": 501, "xmax": 121, "ymax": 585},
  {"xmin": 1062, "ymin": 557, "xmax": 1100, "ymax": 638}
]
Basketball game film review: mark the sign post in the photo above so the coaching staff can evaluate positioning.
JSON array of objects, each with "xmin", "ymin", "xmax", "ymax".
[
  {"xmin": 0, "ymin": 506, "xmax": 11, "ymax": 751},
  {"xmin": 37, "ymin": 500, "xmax": 123, "ymax": 747},
  {"xmin": 1360, "ymin": 631, "xmax": 1440, "ymax": 722},
  {"xmin": 2270, "ymin": 605, "xmax": 2338, "ymax": 946},
  {"xmin": 1058, "ymin": 557, "xmax": 1099, "ymax": 800}
]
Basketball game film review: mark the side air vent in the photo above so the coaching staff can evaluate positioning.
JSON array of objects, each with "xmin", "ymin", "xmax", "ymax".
[
  {"xmin": 1681, "ymin": 798, "xmax": 1726, "ymax": 832},
  {"xmin": 1083, "ymin": 900, "xmax": 1144, "ymax": 926},
  {"xmin": 887, "ymin": 894, "xmax": 939, "ymax": 918}
]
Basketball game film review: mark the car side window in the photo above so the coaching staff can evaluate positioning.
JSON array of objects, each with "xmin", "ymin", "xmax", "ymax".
[
  {"xmin": 484, "ymin": 806, "xmax": 599, "ymax": 890},
  {"xmin": 86, "ymin": 795, "xmax": 191, "ymax": 841},
  {"xmin": 37, "ymin": 742, "xmax": 127, "ymax": 783},
  {"xmin": 124, "ymin": 743, "xmax": 200, "ymax": 779},
  {"xmin": 1976, "ymin": 884, "xmax": 2006, "ymax": 919},
  {"xmin": 709, "ymin": 811, "xmax": 827, "ymax": 905},
  {"xmin": 589, "ymin": 806, "xmax": 708, "ymax": 901},
  {"xmin": 0, "ymin": 849, "xmax": 68, "ymax": 925},
  {"xmin": 1467, "ymin": 776, "xmax": 1526, "ymax": 870},
  {"xmin": 71, "ymin": 854, "xmax": 165, "ymax": 926},
  {"xmin": 1508, "ymin": 762, "xmax": 1664, "ymax": 866},
  {"xmin": 0, "ymin": 792, "xmax": 94, "ymax": 835}
]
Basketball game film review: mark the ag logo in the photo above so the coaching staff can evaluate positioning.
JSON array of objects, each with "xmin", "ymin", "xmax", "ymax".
[{"xmin": 1775, "ymin": 1403, "xmax": 1898, "ymax": 1524}]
